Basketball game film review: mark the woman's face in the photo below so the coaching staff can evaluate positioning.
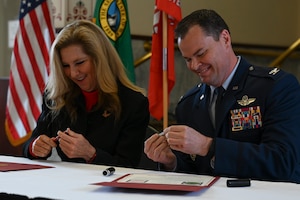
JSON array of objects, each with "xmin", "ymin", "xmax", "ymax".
[{"xmin": 60, "ymin": 44, "xmax": 97, "ymax": 92}]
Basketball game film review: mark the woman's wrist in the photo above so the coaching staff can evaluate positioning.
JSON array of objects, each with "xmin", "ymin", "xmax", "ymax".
[{"xmin": 86, "ymin": 148, "xmax": 96, "ymax": 163}]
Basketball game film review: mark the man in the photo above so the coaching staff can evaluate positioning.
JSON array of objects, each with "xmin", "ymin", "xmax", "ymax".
[{"xmin": 144, "ymin": 9, "xmax": 300, "ymax": 183}]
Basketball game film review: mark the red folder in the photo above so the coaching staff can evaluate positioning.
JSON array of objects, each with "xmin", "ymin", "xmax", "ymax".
[
  {"xmin": 94, "ymin": 173, "xmax": 219, "ymax": 192},
  {"xmin": 0, "ymin": 161, "xmax": 53, "ymax": 172}
]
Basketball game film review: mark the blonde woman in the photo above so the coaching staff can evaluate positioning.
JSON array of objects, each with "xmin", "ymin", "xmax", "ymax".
[{"xmin": 23, "ymin": 20, "xmax": 150, "ymax": 167}]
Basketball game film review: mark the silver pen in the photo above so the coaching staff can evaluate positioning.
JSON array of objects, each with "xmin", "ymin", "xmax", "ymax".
[{"xmin": 159, "ymin": 132, "xmax": 165, "ymax": 136}]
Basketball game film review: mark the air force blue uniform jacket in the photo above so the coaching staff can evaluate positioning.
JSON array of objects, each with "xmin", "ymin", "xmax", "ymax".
[{"xmin": 175, "ymin": 57, "xmax": 300, "ymax": 183}]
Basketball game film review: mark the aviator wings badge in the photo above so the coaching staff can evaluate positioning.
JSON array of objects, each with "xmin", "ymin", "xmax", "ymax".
[{"xmin": 237, "ymin": 95, "xmax": 256, "ymax": 106}]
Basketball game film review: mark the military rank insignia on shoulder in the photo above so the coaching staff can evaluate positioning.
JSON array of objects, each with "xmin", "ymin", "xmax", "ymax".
[
  {"xmin": 249, "ymin": 66, "xmax": 281, "ymax": 79},
  {"xmin": 269, "ymin": 67, "xmax": 280, "ymax": 75}
]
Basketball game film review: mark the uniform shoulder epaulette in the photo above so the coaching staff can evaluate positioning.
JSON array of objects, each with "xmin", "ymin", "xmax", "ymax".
[
  {"xmin": 178, "ymin": 83, "xmax": 203, "ymax": 103},
  {"xmin": 248, "ymin": 65, "xmax": 283, "ymax": 80}
]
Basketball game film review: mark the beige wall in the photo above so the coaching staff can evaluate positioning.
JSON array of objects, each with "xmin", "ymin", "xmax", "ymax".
[
  {"xmin": 127, "ymin": 0, "xmax": 300, "ymax": 46},
  {"xmin": 0, "ymin": 0, "xmax": 19, "ymax": 78},
  {"xmin": 1, "ymin": 0, "xmax": 300, "ymax": 77}
]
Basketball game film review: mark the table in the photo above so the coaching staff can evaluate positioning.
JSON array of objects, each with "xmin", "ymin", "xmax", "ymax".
[{"xmin": 0, "ymin": 155, "xmax": 299, "ymax": 200}]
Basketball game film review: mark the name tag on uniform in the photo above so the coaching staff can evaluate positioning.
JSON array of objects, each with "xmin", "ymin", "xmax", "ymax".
[{"xmin": 230, "ymin": 106, "xmax": 262, "ymax": 131}]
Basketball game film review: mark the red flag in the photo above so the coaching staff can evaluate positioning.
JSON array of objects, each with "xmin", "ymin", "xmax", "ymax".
[
  {"xmin": 5, "ymin": 0, "xmax": 55, "ymax": 146},
  {"xmin": 148, "ymin": 0, "xmax": 182, "ymax": 120}
]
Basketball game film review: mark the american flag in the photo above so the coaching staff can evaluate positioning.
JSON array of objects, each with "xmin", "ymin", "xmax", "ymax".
[{"xmin": 5, "ymin": 0, "xmax": 55, "ymax": 146}]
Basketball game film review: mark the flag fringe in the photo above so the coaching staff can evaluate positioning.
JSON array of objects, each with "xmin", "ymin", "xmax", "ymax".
[{"xmin": 5, "ymin": 119, "xmax": 32, "ymax": 147}]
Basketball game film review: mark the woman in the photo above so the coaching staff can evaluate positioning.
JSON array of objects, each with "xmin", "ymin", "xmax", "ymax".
[{"xmin": 23, "ymin": 20, "xmax": 150, "ymax": 167}]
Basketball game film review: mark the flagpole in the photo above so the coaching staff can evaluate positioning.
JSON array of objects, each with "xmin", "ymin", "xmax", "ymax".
[{"xmin": 162, "ymin": 11, "xmax": 168, "ymax": 129}]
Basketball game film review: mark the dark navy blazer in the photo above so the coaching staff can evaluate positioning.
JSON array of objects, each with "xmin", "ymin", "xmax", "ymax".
[
  {"xmin": 175, "ymin": 57, "xmax": 300, "ymax": 183},
  {"xmin": 23, "ymin": 84, "xmax": 150, "ymax": 168}
]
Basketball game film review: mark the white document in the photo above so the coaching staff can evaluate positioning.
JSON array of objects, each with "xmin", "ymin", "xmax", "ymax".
[{"xmin": 117, "ymin": 173, "xmax": 216, "ymax": 186}]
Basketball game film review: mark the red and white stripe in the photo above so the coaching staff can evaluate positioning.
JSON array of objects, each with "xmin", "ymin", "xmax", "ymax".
[{"xmin": 6, "ymin": 0, "xmax": 55, "ymax": 146}]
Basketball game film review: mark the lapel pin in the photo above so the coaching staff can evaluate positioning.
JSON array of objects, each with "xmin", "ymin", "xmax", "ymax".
[{"xmin": 102, "ymin": 110, "xmax": 111, "ymax": 118}]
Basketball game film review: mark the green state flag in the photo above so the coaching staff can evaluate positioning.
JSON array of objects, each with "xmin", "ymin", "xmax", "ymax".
[{"xmin": 94, "ymin": 0, "xmax": 136, "ymax": 83}]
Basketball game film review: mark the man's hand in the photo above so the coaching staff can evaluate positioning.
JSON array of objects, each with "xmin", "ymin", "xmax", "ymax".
[
  {"xmin": 164, "ymin": 125, "xmax": 213, "ymax": 156},
  {"xmin": 144, "ymin": 133, "xmax": 177, "ymax": 170}
]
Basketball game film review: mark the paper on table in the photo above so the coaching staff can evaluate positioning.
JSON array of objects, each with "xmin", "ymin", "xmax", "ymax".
[
  {"xmin": 0, "ymin": 161, "xmax": 53, "ymax": 172},
  {"xmin": 94, "ymin": 173, "xmax": 219, "ymax": 192},
  {"xmin": 117, "ymin": 173, "xmax": 214, "ymax": 186}
]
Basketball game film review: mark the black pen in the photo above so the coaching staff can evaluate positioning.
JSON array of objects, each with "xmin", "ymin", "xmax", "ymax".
[
  {"xmin": 227, "ymin": 179, "xmax": 251, "ymax": 187},
  {"xmin": 103, "ymin": 167, "xmax": 115, "ymax": 176}
]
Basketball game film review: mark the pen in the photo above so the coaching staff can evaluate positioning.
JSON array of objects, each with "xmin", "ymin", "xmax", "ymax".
[
  {"xmin": 103, "ymin": 167, "xmax": 115, "ymax": 176},
  {"xmin": 159, "ymin": 132, "xmax": 165, "ymax": 136},
  {"xmin": 226, "ymin": 179, "xmax": 251, "ymax": 187},
  {"xmin": 53, "ymin": 131, "xmax": 69, "ymax": 144},
  {"xmin": 53, "ymin": 136, "xmax": 60, "ymax": 144}
]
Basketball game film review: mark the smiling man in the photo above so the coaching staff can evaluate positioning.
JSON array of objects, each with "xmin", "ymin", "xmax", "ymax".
[{"xmin": 144, "ymin": 9, "xmax": 300, "ymax": 183}]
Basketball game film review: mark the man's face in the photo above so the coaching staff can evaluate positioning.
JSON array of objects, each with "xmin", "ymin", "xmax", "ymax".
[{"xmin": 178, "ymin": 25, "xmax": 232, "ymax": 87}]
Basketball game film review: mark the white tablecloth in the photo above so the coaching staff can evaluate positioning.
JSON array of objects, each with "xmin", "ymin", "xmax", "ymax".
[{"xmin": 0, "ymin": 155, "xmax": 299, "ymax": 200}]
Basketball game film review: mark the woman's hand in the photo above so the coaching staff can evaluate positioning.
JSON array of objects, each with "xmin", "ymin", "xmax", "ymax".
[
  {"xmin": 32, "ymin": 135, "xmax": 57, "ymax": 157},
  {"xmin": 57, "ymin": 128, "xmax": 96, "ymax": 162}
]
